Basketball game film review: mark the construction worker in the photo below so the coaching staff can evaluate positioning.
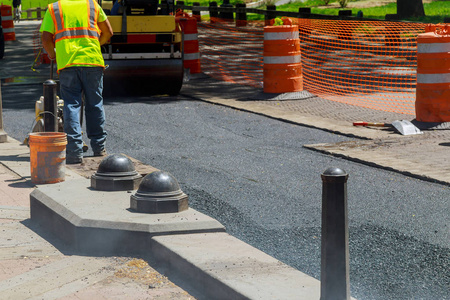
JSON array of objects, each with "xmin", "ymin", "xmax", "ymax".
[
  {"xmin": 110, "ymin": 0, "xmax": 123, "ymax": 15},
  {"xmin": 40, "ymin": 0, "xmax": 113, "ymax": 164},
  {"xmin": 12, "ymin": 0, "xmax": 21, "ymax": 22}
]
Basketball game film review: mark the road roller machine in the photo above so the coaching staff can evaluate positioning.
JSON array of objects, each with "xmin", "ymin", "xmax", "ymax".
[{"xmin": 100, "ymin": 0, "xmax": 184, "ymax": 96}]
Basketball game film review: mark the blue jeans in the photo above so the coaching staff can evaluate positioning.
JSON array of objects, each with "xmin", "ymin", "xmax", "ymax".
[{"xmin": 59, "ymin": 67, "xmax": 106, "ymax": 158}]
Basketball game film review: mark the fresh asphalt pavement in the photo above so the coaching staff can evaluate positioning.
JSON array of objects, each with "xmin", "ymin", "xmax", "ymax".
[{"xmin": 1, "ymin": 87, "xmax": 449, "ymax": 299}]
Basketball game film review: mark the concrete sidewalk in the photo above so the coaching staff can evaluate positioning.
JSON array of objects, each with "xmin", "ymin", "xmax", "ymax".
[{"xmin": 0, "ymin": 140, "xmax": 196, "ymax": 299}]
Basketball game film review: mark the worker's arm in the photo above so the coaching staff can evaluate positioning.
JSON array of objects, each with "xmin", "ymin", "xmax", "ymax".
[
  {"xmin": 41, "ymin": 31, "xmax": 56, "ymax": 60},
  {"xmin": 98, "ymin": 19, "xmax": 114, "ymax": 46}
]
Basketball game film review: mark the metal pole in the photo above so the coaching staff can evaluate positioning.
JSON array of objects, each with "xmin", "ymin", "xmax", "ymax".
[
  {"xmin": 0, "ymin": 83, "xmax": 8, "ymax": 142},
  {"xmin": 43, "ymin": 79, "xmax": 58, "ymax": 132},
  {"xmin": 320, "ymin": 167, "xmax": 350, "ymax": 300}
]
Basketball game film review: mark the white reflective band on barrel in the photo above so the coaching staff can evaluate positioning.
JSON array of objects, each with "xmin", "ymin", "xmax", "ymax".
[
  {"xmin": 417, "ymin": 73, "xmax": 450, "ymax": 84},
  {"xmin": 3, "ymin": 27, "xmax": 15, "ymax": 33},
  {"xmin": 1, "ymin": 15, "xmax": 13, "ymax": 21},
  {"xmin": 184, "ymin": 33, "xmax": 198, "ymax": 41},
  {"xmin": 418, "ymin": 42, "xmax": 450, "ymax": 53},
  {"xmin": 184, "ymin": 52, "xmax": 200, "ymax": 60},
  {"xmin": 264, "ymin": 55, "xmax": 301, "ymax": 64},
  {"xmin": 264, "ymin": 31, "xmax": 299, "ymax": 40}
]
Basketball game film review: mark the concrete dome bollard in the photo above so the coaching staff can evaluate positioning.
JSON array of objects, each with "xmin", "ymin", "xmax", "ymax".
[
  {"xmin": 91, "ymin": 154, "xmax": 142, "ymax": 191},
  {"xmin": 130, "ymin": 170, "xmax": 188, "ymax": 214}
]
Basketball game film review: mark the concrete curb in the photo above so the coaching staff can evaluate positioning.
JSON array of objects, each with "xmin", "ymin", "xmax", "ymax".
[{"xmin": 0, "ymin": 137, "xmax": 327, "ymax": 300}]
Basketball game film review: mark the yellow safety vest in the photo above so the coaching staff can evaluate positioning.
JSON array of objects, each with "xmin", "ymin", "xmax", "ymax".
[{"xmin": 49, "ymin": 0, "xmax": 105, "ymax": 71}]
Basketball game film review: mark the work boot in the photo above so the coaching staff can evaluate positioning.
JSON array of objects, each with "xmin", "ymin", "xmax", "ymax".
[
  {"xmin": 93, "ymin": 149, "xmax": 107, "ymax": 157},
  {"xmin": 66, "ymin": 156, "xmax": 83, "ymax": 164}
]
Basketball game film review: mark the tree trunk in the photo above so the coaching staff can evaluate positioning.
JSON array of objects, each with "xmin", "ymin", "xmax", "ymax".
[{"xmin": 397, "ymin": 0, "xmax": 425, "ymax": 18}]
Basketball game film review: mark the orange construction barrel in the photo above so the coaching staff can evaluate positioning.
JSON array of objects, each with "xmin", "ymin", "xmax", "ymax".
[
  {"xmin": 177, "ymin": 14, "xmax": 201, "ymax": 74},
  {"xmin": 29, "ymin": 132, "xmax": 67, "ymax": 184},
  {"xmin": 415, "ymin": 25, "xmax": 450, "ymax": 122},
  {"xmin": 0, "ymin": 5, "xmax": 16, "ymax": 41},
  {"xmin": 263, "ymin": 25, "xmax": 302, "ymax": 93}
]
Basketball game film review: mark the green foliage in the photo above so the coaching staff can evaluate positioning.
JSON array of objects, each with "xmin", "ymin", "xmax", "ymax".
[
  {"xmin": 178, "ymin": 0, "xmax": 447, "ymax": 24},
  {"xmin": 272, "ymin": 17, "xmax": 283, "ymax": 25},
  {"xmin": 338, "ymin": 0, "xmax": 348, "ymax": 8},
  {"xmin": 277, "ymin": 0, "xmax": 447, "ymax": 24},
  {"xmin": 264, "ymin": 0, "xmax": 277, "ymax": 7}
]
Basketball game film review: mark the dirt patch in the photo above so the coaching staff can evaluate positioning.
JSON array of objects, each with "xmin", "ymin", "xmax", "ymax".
[{"xmin": 67, "ymin": 154, "xmax": 158, "ymax": 179}]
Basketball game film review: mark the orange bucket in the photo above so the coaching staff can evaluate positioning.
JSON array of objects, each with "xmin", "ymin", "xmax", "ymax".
[{"xmin": 29, "ymin": 132, "xmax": 67, "ymax": 184}]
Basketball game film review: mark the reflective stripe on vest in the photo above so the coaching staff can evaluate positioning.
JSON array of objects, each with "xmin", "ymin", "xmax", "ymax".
[{"xmin": 51, "ymin": 0, "xmax": 100, "ymax": 42}]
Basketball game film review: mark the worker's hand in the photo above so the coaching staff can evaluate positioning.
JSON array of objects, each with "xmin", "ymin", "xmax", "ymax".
[{"xmin": 98, "ymin": 19, "xmax": 114, "ymax": 46}]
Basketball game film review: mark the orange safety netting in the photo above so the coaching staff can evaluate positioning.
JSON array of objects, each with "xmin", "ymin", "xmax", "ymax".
[
  {"xmin": 198, "ymin": 18, "xmax": 428, "ymax": 115},
  {"xmin": 32, "ymin": 23, "xmax": 44, "ymax": 68}
]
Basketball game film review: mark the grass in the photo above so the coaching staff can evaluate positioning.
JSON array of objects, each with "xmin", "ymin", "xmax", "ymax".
[
  {"xmin": 185, "ymin": 0, "xmax": 448, "ymax": 24},
  {"xmin": 183, "ymin": 0, "xmax": 248, "ymax": 5},
  {"xmin": 275, "ymin": 0, "xmax": 448, "ymax": 23}
]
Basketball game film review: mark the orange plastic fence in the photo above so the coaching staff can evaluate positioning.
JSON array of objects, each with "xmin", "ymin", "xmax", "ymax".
[{"xmin": 199, "ymin": 18, "xmax": 430, "ymax": 115}]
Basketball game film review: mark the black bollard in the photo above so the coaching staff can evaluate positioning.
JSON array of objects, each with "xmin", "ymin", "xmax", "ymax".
[
  {"xmin": 298, "ymin": 7, "xmax": 311, "ymax": 17},
  {"xmin": 265, "ymin": 4, "xmax": 276, "ymax": 26},
  {"xmin": 176, "ymin": 0, "xmax": 184, "ymax": 13},
  {"xmin": 192, "ymin": 2, "xmax": 201, "ymax": 22},
  {"xmin": 219, "ymin": 0, "xmax": 234, "ymax": 21},
  {"xmin": 235, "ymin": 3, "xmax": 247, "ymax": 27},
  {"xmin": 320, "ymin": 167, "xmax": 350, "ymax": 300},
  {"xmin": 43, "ymin": 79, "xmax": 58, "ymax": 132},
  {"xmin": 209, "ymin": 1, "xmax": 218, "ymax": 23},
  {"xmin": 298, "ymin": 7, "xmax": 312, "ymax": 37},
  {"xmin": 338, "ymin": 9, "xmax": 352, "ymax": 18}
]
